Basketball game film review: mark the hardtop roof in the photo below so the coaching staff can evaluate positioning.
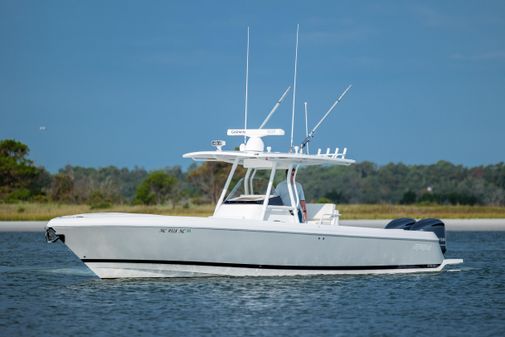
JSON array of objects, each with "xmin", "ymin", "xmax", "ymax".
[{"xmin": 183, "ymin": 150, "xmax": 355, "ymax": 169}]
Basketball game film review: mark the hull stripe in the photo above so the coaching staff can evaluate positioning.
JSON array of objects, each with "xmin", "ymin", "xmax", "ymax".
[{"xmin": 82, "ymin": 259, "xmax": 441, "ymax": 270}]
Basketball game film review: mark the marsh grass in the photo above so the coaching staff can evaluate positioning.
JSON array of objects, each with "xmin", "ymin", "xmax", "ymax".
[
  {"xmin": 0, "ymin": 202, "xmax": 504, "ymax": 221},
  {"xmin": 0, "ymin": 203, "xmax": 215, "ymax": 221}
]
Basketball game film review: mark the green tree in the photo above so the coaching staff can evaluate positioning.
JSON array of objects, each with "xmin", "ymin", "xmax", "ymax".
[
  {"xmin": 400, "ymin": 190, "xmax": 417, "ymax": 204},
  {"xmin": 187, "ymin": 162, "xmax": 243, "ymax": 204},
  {"xmin": 135, "ymin": 171, "xmax": 177, "ymax": 205},
  {"xmin": 88, "ymin": 190, "xmax": 112, "ymax": 209},
  {"xmin": 0, "ymin": 139, "xmax": 47, "ymax": 201},
  {"xmin": 50, "ymin": 172, "xmax": 75, "ymax": 203}
]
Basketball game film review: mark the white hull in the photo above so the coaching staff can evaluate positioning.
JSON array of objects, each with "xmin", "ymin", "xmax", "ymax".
[
  {"xmin": 85, "ymin": 259, "xmax": 464, "ymax": 279},
  {"xmin": 47, "ymin": 213, "xmax": 463, "ymax": 279}
]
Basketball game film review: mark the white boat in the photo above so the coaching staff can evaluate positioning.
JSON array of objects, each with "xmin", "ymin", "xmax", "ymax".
[
  {"xmin": 45, "ymin": 128, "xmax": 462, "ymax": 278},
  {"xmin": 45, "ymin": 27, "xmax": 462, "ymax": 278}
]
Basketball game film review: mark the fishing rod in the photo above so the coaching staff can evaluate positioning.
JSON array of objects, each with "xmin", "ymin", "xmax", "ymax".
[
  {"xmin": 259, "ymin": 86, "xmax": 291, "ymax": 129},
  {"xmin": 299, "ymin": 84, "xmax": 352, "ymax": 151}
]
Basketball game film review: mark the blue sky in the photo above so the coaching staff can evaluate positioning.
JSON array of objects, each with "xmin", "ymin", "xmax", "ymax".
[{"xmin": 1, "ymin": 0, "xmax": 504, "ymax": 172}]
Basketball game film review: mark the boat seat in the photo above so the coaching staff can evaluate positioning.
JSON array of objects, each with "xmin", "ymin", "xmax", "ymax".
[{"xmin": 306, "ymin": 203, "xmax": 340, "ymax": 225}]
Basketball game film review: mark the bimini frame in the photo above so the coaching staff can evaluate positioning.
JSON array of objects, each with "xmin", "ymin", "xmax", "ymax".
[{"xmin": 184, "ymin": 143, "xmax": 355, "ymax": 223}]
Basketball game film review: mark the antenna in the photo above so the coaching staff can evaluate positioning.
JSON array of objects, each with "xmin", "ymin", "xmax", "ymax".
[
  {"xmin": 243, "ymin": 26, "xmax": 250, "ymax": 143},
  {"xmin": 300, "ymin": 84, "xmax": 352, "ymax": 150},
  {"xmin": 290, "ymin": 24, "xmax": 300, "ymax": 151},
  {"xmin": 304, "ymin": 101, "xmax": 309, "ymax": 154},
  {"xmin": 259, "ymin": 86, "xmax": 291, "ymax": 129}
]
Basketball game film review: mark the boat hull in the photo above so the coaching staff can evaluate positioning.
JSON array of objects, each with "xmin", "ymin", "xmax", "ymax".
[
  {"xmin": 47, "ymin": 213, "xmax": 462, "ymax": 279},
  {"xmin": 83, "ymin": 259, "xmax": 463, "ymax": 278}
]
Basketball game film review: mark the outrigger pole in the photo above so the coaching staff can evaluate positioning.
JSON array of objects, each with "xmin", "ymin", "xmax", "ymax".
[
  {"xmin": 300, "ymin": 84, "xmax": 352, "ymax": 151},
  {"xmin": 259, "ymin": 86, "xmax": 291, "ymax": 129}
]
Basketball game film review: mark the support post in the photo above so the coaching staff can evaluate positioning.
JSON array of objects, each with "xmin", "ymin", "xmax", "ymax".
[
  {"xmin": 261, "ymin": 162, "xmax": 277, "ymax": 220},
  {"xmin": 244, "ymin": 168, "xmax": 252, "ymax": 195},
  {"xmin": 249, "ymin": 169, "xmax": 257, "ymax": 194},
  {"xmin": 293, "ymin": 164, "xmax": 300, "ymax": 208},
  {"xmin": 214, "ymin": 158, "xmax": 239, "ymax": 216},
  {"xmin": 286, "ymin": 165, "xmax": 298, "ymax": 223}
]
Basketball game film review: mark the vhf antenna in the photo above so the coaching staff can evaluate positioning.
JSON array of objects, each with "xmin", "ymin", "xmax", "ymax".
[
  {"xmin": 304, "ymin": 101, "xmax": 309, "ymax": 154},
  {"xmin": 290, "ymin": 24, "xmax": 300, "ymax": 151},
  {"xmin": 243, "ymin": 26, "xmax": 250, "ymax": 143},
  {"xmin": 300, "ymin": 85, "xmax": 352, "ymax": 151}
]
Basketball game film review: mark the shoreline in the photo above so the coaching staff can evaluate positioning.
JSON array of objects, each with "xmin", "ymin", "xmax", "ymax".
[
  {"xmin": 340, "ymin": 219, "xmax": 505, "ymax": 231},
  {"xmin": 1, "ymin": 218, "xmax": 505, "ymax": 232}
]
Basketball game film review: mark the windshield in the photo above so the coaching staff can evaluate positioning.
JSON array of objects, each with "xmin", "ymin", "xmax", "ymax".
[{"xmin": 224, "ymin": 169, "xmax": 282, "ymax": 205}]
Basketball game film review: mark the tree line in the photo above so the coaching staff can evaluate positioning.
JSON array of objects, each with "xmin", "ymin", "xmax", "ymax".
[
  {"xmin": 299, "ymin": 161, "xmax": 505, "ymax": 206},
  {"xmin": 1, "ymin": 139, "xmax": 504, "ymax": 207}
]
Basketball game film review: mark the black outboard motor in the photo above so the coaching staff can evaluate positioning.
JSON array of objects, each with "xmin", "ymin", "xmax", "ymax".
[
  {"xmin": 385, "ymin": 218, "xmax": 416, "ymax": 230},
  {"xmin": 411, "ymin": 218, "xmax": 446, "ymax": 254},
  {"xmin": 385, "ymin": 217, "xmax": 447, "ymax": 254}
]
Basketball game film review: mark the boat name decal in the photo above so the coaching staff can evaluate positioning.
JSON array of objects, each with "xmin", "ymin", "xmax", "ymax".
[
  {"xmin": 412, "ymin": 243, "xmax": 431, "ymax": 251},
  {"xmin": 160, "ymin": 228, "xmax": 192, "ymax": 234}
]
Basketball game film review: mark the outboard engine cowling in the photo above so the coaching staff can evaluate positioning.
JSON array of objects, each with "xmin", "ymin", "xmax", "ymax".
[
  {"xmin": 411, "ymin": 218, "xmax": 446, "ymax": 254},
  {"xmin": 385, "ymin": 218, "xmax": 416, "ymax": 230}
]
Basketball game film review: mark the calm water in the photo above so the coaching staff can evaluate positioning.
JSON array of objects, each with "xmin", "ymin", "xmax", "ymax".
[{"xmin": 0, "ymin": 231, "xmax": 504, "ymax": 337}]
